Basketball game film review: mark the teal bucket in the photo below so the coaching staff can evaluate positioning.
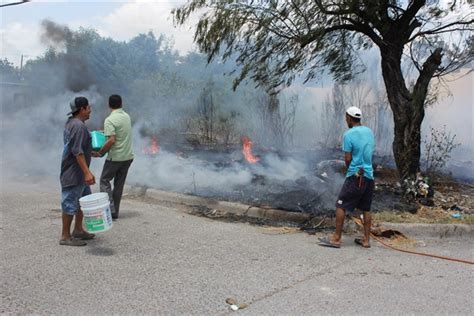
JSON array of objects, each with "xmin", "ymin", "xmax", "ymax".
[{"xmin": 91, "ymin": 131, "xmax": 106, "ymax": 151}]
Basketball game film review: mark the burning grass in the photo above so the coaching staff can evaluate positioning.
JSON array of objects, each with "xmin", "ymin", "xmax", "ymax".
[{"xmin": 130, "ymin": 140, "xmax": 473, "ymax": 223}]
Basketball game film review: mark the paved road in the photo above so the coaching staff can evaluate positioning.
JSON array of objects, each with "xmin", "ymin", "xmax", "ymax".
[{"xmin": 1, "ymin": 180, "xmax": 473, "ymax": 315}]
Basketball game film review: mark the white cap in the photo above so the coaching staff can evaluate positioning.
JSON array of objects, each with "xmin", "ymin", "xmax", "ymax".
[{"xmin": 346, "ymin": 106, "xmax": 362, "ymax": 119}]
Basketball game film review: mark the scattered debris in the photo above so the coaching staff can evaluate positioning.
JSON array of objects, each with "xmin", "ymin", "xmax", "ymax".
[
  {"xmin": 392, "ymin": 202, "xmax": 418, "ymax": 214},
  {"xmin": 225, "ymin": 298, "xmax": 248, "ymax": 311},
  {"xmin": 225, "ymin": 298, "xmax": 237, "ymax": 305},
  {"xmin": 449, "ymin": 204, "xmax": 463, "ymax": 212},
  {"xmin": 300, "ymin": 217, "xmax": 327, "ymax": 234},
  {"xmin": 355, "ymin": 218, "xmax": 423, "ymax": 249},
  {"xmin": 261, "ymin": 226, "xmax": 300, "ymax": 235},
  {"xmin": 371, "ymin": 227, "xmax": 407, "ymax": 239},
  {"xmin": 418, "ymin": 197, "xmax": 435, "ymax": 207},
  {"xmin": 403, "ymin": 173, "xmax": 434, "ymax": 199},
  {"xmin": 315, "ymin": 159, "xmax": 345, "ymax": 180}
]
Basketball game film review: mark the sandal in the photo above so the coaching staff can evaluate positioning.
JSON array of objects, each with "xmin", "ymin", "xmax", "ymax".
[
  {"xmin": 354, "ymin": 238, "xmax": 371, "ymax": 248},
  {"xmin": 318, "ymin": 237, "xmax": 341, "ymax": 248},
  {"xmin": 59, "ymin": 239, "xmax": 87, "ymax": 246},
  {"xmin": 72, "ymin": 231, "xmax": 95, "ymax": 240}
]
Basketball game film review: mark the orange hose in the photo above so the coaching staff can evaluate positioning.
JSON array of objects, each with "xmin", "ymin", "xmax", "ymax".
[
  {"xmin": 370, "ymin": 233, "xmax": 474, "ymax": 265},
  {"xmin": 352, "ymin": 217, "xmax": 474, "ymax": 265}
]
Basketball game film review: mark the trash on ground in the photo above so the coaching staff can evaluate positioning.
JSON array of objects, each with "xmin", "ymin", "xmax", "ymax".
[
  {"xmin": 404, "ymin": 173, "xmax": 434, "ymax": 200},
  {"xmin": 226, "ymin": 297, "xmax": 248, "ymax": 311}
]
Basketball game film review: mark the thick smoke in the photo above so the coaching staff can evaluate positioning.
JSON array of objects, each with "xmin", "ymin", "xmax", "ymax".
[
  {"xmin": 126, "ymin": 150, "xmax": 315, "ymax": 194},
  {"xmin": 2, "ymin": 19, "xmax": 472, "ymax": 203},
  {"xmin": 39, "ymin": 19, "xmax": 95, "ymax": 92},
  {"xmin": 40, "ymin": 20, "xmax": 73, "ymax": 48},
  {"xmin": 0, "ymin": 84, "xmax": 338, "ymax": 201},
  {"xmin": 0, "ymin": 88, "xmax": 105, "ymax": 184}
]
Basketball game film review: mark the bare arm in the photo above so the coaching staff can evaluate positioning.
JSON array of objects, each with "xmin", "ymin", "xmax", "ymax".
[
  {"xmin": 344, "ymin": 152, "xmax": 352, "ymax": 168},
  {"xmin": 97, "ymin": 135, "xmax": 116, "ymax": 157},
  {"xmin": 76, "ymin": 153, "xmax": 95, "ymax": 185}
]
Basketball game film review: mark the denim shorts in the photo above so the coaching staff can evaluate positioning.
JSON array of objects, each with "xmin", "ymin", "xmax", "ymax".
[{"xmin": 61, "ymin": 184, "xmax": 92, "ymax": 215}]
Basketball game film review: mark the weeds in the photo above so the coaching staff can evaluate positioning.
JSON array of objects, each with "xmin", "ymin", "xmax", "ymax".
[{"xmin": 422, "ymin": 125, "xmax": 460, "ymax": 174}]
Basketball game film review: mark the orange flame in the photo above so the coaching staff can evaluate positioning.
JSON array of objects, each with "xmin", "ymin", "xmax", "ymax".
[
  {"xmin": 242, "ymin": 136, "xmax": 260, "ymax": 164},
  {"xmin": 143, "ymin": 136, "xmax": 160, "ymax": 155}
]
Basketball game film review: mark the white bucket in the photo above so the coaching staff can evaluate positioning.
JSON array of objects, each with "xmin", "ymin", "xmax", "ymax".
[{"xmin": 79, "ymin": 192, "xmax": 113, "ymax": 233}]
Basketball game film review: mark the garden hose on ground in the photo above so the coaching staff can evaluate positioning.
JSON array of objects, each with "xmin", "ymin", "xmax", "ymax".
[{"xmin": 351, "ymin": 217, "xmax": 474, "ymax": 265}]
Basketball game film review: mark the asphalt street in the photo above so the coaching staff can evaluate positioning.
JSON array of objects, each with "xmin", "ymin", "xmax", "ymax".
[{"xmin": 1, "ymin": 179, "xmax": 473, "ymax": 315}]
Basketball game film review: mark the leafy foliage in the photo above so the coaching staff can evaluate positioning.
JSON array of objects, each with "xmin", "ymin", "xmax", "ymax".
[
  {"xmin": 174, "ymin": 0, "xmax": 374, "ymax": 91},
  {"xmin": 174, "ymin": 0, "xmax": 473, "ymax": 92},
  {"xmin": 0, "ymin": 58, "xmax": 21, "ymax": 81}
]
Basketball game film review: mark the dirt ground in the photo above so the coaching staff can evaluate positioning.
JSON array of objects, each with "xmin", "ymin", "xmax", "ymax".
[{"xmin": 373, "ymin": 167, "xmax": 474, "ymax": 224}]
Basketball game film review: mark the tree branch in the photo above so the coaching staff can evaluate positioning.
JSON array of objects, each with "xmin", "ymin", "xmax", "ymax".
[
  {"xmin": 290, "ymin": 0, "xmax": 311, "ymax": 31},
  {"xmin": 408, "ymin": 19, "xmax": 474, "ymax": 42},
  {"xmin": 341, "ymin": 16, "xmax": 385, "ymax": 47},
  {"xmin": 314, "ymin": 0, "xmax": 353, "ymax": 15},
  {"xmin": 399, "ymin": 0, "xmax": 426, "ymax": 25},
  {"xmin": 413, "ymin": 48, "xmax": 443, "ymax": 111}
]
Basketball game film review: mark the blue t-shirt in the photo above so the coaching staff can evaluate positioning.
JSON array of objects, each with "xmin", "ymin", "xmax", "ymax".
[{"xmin": 342, "ymin": 126, "xmax": 375, "ymax": 179}]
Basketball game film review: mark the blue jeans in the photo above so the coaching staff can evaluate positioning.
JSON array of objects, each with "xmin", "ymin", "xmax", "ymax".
[{"xmin": 61, "ymin": 184, "xmax": 91, "ymax": 215}]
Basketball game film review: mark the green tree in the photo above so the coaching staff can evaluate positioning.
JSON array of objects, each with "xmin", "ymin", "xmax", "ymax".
[
  {"xmin": 173, "ymin": 0, "xmax": 473, "ymax": 180},
  {"xmin": 0, "ymin": 58, "xmax": 20, "ymax": 81}
]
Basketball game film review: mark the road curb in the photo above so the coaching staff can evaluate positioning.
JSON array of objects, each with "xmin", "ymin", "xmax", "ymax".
[
  {"xmin": 143, "ymin": 188, "xmax": 312, "ymax": 224},
  {"xmin": 379, "ymin": 222, "xmax": 473, "ymax": 239},
  {"xmin": 126, "ymin": 186, "xmax": 473, "ymax": 238}
]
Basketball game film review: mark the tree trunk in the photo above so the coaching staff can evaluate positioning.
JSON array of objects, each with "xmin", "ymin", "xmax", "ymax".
[{"xmin": 380, "ymin": 47, "xmax": 442, "ymax": 180}]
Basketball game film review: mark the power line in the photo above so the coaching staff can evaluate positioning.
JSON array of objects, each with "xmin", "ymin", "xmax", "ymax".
[{"xmin": 0, "ymin": 0, "xmax": 30, "ymax": 8}]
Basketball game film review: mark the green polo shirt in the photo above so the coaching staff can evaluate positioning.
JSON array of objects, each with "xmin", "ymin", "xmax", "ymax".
[{"xmin": 104, "ymin": 108, "xmax": 134, "ymax": 161}]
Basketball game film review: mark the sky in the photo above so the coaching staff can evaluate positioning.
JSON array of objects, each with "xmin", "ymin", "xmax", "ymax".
[{"xmin": 1, "ymin": 0, "xmax": 195, "ymax": 65}]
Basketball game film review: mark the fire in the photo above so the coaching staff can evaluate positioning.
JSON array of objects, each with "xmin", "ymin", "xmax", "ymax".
[
  {"xmin": 143, "ymin": 136, "xmax": 160, "ymax": 155},
  {"xmin": 242, "ymin": 136, "xmax": 260, "ymax": 164}
]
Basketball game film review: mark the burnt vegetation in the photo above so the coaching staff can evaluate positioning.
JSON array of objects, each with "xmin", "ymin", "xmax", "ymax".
[
  {"xmin": 173, "ymin": 0, "xmax": 473, "ymax": 181},
  {"xmin": 1, "ymin": 8, "xmax": 473, "ymax": 217}
]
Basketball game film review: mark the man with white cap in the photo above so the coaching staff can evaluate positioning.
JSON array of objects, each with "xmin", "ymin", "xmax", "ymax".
[{"xmin": 319, "ymin": 106, "xmax": 375, "ymax": 248}]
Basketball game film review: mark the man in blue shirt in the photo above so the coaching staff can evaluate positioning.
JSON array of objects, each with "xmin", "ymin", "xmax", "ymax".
[{"xmin": 319, "ymin": 106, "xmax": 375, "ymax": 248}]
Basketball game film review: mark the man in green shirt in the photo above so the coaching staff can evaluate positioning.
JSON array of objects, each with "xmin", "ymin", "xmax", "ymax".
[{"xmin": 94, "ymin": 95, "xmax": 134, "ymax": 219}]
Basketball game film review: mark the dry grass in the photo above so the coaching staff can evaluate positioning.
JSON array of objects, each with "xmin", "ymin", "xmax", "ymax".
[
  {"xmin": 260, "ymin": 226, "xmax": 300, "ymax": 234},
  {"xmin": 374, "ymin": 209, "xmax": 474, "ymax": 224}
]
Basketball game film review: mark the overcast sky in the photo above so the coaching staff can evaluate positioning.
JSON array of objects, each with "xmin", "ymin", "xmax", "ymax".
[{"xmin": 1, "ymin": 0, "xmax": 195, "ymax": 65}]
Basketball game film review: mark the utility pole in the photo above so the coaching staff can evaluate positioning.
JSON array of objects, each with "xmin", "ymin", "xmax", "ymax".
[
  {"xmin": 210, "ymin": 93, "xmax": 213, "ymax": 143},
  {"xmin": 19, "ymin": 54, "xmax": 26, "ymax": 80}
]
